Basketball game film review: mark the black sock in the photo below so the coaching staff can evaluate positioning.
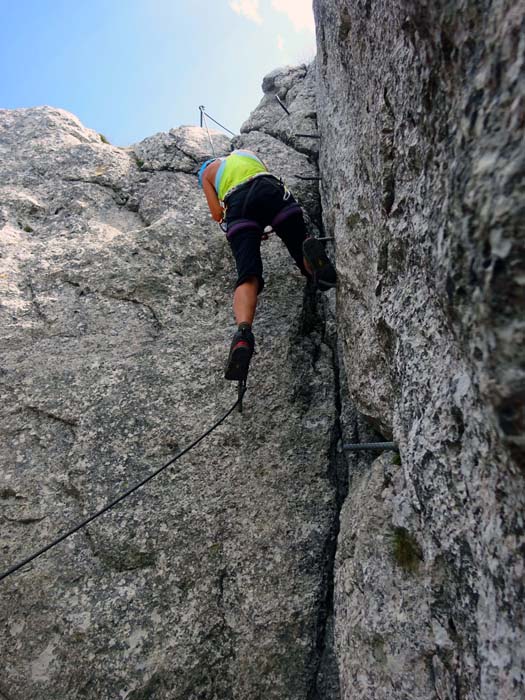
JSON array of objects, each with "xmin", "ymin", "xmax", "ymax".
[{"xmin": 238, "ymin": 322, "xmax": 251, "ymax": 332}]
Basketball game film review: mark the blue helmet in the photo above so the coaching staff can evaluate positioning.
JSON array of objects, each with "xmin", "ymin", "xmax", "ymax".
[{"xmin": 198, "ymin": 158, "xmax": 217, "ymax": 188}]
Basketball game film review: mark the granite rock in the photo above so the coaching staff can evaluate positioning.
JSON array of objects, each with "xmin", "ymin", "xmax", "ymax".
[
  {"xmin": 0, "ymin": 102, "xmax": 340, "ymax": 699},
  {"xmin": 132, "ymin": 125, "xmax": 231, "ymax": 173},
  {"xmin": 241, "ymin": 63, "xmax": 320, "ymax": 158},
  {"xmin": 314, "ymin": 1, "xmax": 525, "ymax": 698}
]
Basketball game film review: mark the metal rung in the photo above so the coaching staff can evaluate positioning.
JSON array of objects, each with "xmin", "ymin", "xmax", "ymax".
[
  {"xmin": 343, "ymin": 442, "xmax": 398, "ymax": 452},
  {"xmin": 295, "ymin": 175, "xmax": 322, "ymax": 181},
  {"xmin": 295, "ymin": 133, "xmax": 320, "ymax": 139},
  {"xmin": 275, "ymin": 95, "xmax": 291, "ymax": 115}
]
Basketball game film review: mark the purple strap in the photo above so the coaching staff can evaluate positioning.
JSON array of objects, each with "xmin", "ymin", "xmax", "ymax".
[
  {"xmin": 225, "ymin": 219, "xmax": 263, "ymax": 240},
  {"xmin": 226, "ymin": 204, "xmax": 303, "ymax": 240},
  {"xmin": 271, "ymin": 204, "xmax": 303, "ymax": 229}
]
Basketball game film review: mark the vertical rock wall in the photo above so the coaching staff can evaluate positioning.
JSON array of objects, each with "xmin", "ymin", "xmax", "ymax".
[
  {"xmin": 314, "ymin": 1, "xmax": 524, "ymax": 698},
  {"xmin": 0, "ymin": 99, "xmax": 340, "ymax": 698},
  {"xmin": 2, "ymin": 23, "xmax": 523, "ymax": 697}
]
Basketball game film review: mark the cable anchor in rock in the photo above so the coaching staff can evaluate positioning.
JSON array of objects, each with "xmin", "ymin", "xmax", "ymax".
[
  {"xmin": 343, "ymin": 442, "xmax": 399, "ymax": 452},
  {"xmin": 275, "ymin": 95, "xmax": 291, "ymax": 116},
  {"xmin": 198, "ymin": 106, "xmax": 236, "ymax": 137}
]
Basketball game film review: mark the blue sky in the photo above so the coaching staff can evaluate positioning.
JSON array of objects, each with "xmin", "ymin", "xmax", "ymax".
[{"xmin": 1, "ymin": 0, "xmax": 316, "ymax": 146}]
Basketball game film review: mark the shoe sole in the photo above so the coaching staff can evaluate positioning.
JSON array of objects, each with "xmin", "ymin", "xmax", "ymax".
[
  {"xmin": 303, "ymin": 238, "xmax": 336, "ymax": 288},
  {"xmin": 225, "ymin": 345, "xmax": 253, "ymax": 381}
]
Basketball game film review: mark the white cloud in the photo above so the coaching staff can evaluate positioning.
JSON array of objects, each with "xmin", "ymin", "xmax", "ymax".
[
  {"xmin": 229, "ymin": 0, "xmax": 263, "ymax": 24},
  {"xmin": 277, "ymin": 34, "xmax": 285, "ymax": 51},
  {"xmin": 271, "ymin": 0, "xmax": 315, "ymax": 32}
]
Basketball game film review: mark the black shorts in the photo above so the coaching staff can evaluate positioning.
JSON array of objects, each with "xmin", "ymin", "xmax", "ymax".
[{"xmin": 225, "ymin": 176, "xmax": 309, "ymax": 293}]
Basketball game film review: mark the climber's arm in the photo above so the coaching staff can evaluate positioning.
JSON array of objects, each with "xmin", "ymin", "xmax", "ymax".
[{"xmin": 202, "ymin": 171, "xmax": 224, "ymax": 222}]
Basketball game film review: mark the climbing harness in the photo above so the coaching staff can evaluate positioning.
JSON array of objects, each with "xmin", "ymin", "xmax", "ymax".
[
  {"xmin": 223, "ymin": 218, "xmax": 263, "ymax": 239},
  {"xmin": 220, "ymin": 175, "xmax": 296, "ymax": 242},
  {"xmin": 0, "ymin": 388, "xmax": 247, "ymax": 584}
]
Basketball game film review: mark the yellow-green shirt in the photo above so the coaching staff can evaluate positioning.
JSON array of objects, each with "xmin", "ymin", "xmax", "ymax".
[{"xmin": 215, "ymin": 150, "xmax": 268, "ymax": 201}]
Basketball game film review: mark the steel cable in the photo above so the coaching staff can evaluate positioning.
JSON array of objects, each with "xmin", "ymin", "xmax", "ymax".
[
  {"xmin": 0, "ymin": 389, "xmax": 246, "ymax": 583},
  {"xmin": 201, "ymin": 111, "xmax": 236, "ymax": 137}
]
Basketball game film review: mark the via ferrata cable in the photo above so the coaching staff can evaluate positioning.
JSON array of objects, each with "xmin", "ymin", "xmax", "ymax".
[{"xmin": 0, "ymin": 387, "xmax": 246, "ymax": 584}]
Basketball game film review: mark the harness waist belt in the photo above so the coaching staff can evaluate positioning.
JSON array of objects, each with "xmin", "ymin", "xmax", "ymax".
[{"xmin": 223, "ymin": 173, "xmax": 282, "ymax": 204}]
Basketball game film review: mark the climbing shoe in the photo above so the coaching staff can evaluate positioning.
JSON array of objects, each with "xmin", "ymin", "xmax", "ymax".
[
  {"xmin": 224, "ymin": 325, "xmax": 255, "ymax": 381},
  {"xmin": 303, "ymin": 237, "xmax": 337, "ymax": 291}
]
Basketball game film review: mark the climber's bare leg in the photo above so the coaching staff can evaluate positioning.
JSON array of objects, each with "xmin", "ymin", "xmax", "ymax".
[{"xmin": 233, "ymin": 276, "xmax": 258, "ymax": 326}]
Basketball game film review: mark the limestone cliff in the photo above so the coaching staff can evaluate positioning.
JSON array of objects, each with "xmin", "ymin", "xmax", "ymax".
[
  {"xmin": 0, "ymin": 103, "xmax": 341, "ymax": 698},
  {"xmin": 1, "ymin": 3, "xmax": 524, "ymax": 697},
  {"xmin": 314, "ymin": 1, "xmax": 524, "ymax": 698}
]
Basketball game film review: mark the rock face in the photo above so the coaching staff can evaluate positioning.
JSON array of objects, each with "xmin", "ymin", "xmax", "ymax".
[
  {"xmin": 241, "ymin": 63, "xmax": 320, "ymax": 159},
  {"xmin": 0, "ymin": 105, "xmax": 342, "ymax": 698},
  {"xmin": 1, "ymin": 17, "xmax": 524, "ymax": 697},
  {"xmin": 314, "ymin": 1, "xmax": 525, "ymax": 699}
]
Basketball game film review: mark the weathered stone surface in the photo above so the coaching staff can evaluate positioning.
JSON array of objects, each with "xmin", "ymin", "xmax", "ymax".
[
  {"xmin": 133, "ymin": 125, "xmax": 230, "ymax": 173},
  {"xmin": 0, "ymin": 103, "xmax": 341, "ymax": 698},
  {"xmin": 241, "ymin": 63, "xmax": 320, "ymax": 158},
  {"xmin": 314, "ymin": 1, "xmax": 525, "ymax": 698},
  {"xmin": 335, "ymin": 453, "xmax": 435, "ymax": 700},
  {"xmin": 236, "ymin": 63, "xmax": 322, "ymax": 236},
  {"xmin": 4, "ymin": 18, "xmax": 522, "ymax": 696}
]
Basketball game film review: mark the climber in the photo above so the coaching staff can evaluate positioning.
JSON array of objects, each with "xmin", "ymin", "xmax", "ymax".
[{"xmin": 198, "ymin": 149, "xmax": 336, "ymax": 381}]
